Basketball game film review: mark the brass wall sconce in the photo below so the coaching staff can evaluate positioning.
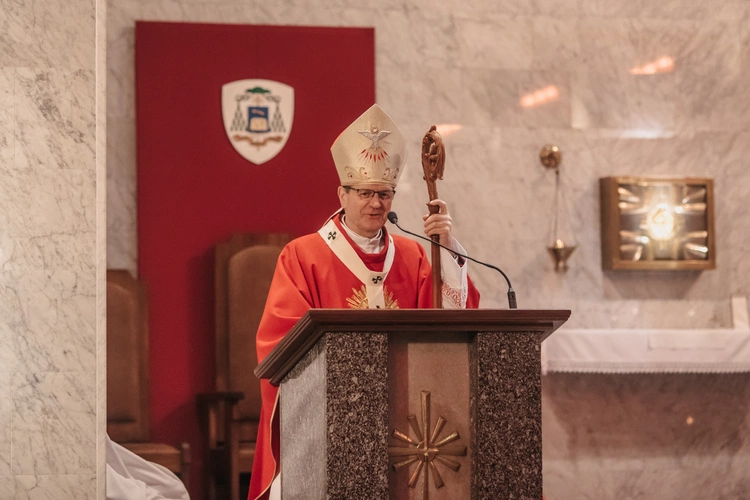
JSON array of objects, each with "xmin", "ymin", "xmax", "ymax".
[
  {"xmin": 541, "ymin": 145, "xmax": 577, "ymax": 272},
  {"xmin": 600, "ymin": 176, "xmax": 716, "ymax": 270}
]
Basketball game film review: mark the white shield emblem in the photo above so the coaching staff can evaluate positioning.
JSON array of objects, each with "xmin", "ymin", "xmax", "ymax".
[{"xmin": 221, "ymin": 79, "xmax": 294, "ymax": 165}]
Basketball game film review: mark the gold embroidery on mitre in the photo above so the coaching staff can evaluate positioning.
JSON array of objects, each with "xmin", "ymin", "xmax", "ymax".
[
  {"xmin": 344, "ymin": 165, "xmax": 374, "ymax": 183},
  {"xmin": 382, "ymin": 166, "xmax": 399, "ymax": 182},
  {"xmin": 343, "ymin": 164, "xmax": 400, "ymax": 184},
  {"xmin": 346, "ymin": 285, "xmax": 400, "ymax": 309}
]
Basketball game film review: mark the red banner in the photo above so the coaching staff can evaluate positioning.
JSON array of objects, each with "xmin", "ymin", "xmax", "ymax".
[{"xmin": 135, "ymin": 21, "xmax": 375, "ymax": 498}]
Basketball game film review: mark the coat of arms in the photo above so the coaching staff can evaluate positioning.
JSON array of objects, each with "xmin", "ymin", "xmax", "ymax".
[{"xmin": 221, "ymin": 79, "xmax": 294, "ymax": 165}]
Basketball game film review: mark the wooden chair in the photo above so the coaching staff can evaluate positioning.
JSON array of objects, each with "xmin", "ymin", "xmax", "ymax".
[
  {"xmin": 198, "ymin": 233, "xmax": 292, "ymax": 500},
  {"xmin": 107, "ymin": 270, "xmax": 191, "ymax": 490}
]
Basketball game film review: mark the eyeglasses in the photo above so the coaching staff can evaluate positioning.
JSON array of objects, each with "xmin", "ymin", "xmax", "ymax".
[{"xmin": 346, "ymin": 187, "xmax": 396, "ymax": 201}]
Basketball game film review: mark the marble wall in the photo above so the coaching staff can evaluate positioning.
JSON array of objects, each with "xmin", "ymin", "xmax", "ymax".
[
  {"xmin": 543, "ymin": 373, "xmax": 750, "ymax": 499},
  {"xmin": 105, "ymin": 0, "xmax": 750, "ymax": 498},
  {"xmin": 1, "ymin": 0, "xmax": 106, "ymax": 496}
]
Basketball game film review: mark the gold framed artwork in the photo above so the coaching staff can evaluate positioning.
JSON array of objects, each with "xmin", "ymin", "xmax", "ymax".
[{"xmin": 600, "ymin": 176, "xmax": 715, "ymax": 270}]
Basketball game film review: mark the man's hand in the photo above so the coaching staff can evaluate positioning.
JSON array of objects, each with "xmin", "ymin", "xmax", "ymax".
[{"xmin": 423, "ymin": 199, "xmax": 453, "ymax": 248}]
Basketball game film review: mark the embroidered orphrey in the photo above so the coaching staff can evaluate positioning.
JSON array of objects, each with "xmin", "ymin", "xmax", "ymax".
[{"xmin": 346, "ymin": 285, "xmax": 400, "ymax": 309}]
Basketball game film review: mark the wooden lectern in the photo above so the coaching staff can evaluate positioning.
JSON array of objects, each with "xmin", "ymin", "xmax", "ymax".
[{"xmin": 255, "ymin": 308, "xmax": 569, "ymax": 500}]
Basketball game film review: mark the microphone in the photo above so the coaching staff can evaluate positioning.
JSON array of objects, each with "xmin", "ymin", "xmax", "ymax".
[{"xmin": 387, "ymin": 211, "xmax": 517, "ymax": 309}]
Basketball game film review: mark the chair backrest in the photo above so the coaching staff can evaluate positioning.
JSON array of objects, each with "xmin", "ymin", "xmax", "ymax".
[
  {"xmin": 214, "ymin": 233, "xmax": 292, "ymax": 441},
  {"xmin": 107, "ymin": 269, "xmax": 150, "ymax": 443}
]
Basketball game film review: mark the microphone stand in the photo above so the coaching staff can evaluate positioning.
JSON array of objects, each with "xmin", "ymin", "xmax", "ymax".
[{"xmin": 387, "ymin": 212, "xmax": 518, "ymax": 309}]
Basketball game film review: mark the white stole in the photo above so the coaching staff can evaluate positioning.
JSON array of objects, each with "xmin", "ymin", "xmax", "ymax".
[{"xmin": 318, "ymin": 218, "xmax": 395, "ymax": 309}]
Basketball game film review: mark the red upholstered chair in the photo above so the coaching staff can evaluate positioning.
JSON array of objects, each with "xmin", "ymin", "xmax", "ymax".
[
  {"xmin": 106, "ymin": 270, "xmax": 191, "ymax": 489},
  {"xmin": 198, "ymin": 233, "xmax": 292, "ymax": 500}
]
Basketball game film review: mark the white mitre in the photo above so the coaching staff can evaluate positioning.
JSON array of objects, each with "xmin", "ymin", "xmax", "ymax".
[{"xmin": 330, "ymin": 104, "xmax": 407, "ymax": 188}]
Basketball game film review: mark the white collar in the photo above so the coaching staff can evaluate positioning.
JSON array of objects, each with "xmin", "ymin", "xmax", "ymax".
[{"xmin": 340, "ymin": 215, "xmax": 385, "ymax": 254}]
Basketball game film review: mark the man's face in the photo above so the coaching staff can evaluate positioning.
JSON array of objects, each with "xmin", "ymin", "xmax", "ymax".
[{"xmin": 337, "ymin": 183, "xmax": 396, "ymax": 238}]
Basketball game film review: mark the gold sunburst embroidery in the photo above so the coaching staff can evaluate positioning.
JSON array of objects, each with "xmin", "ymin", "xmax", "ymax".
[
  {"xmin": 389, "ymin": 391, "xmax": 467, "ymax": 499},
  {"xmin": 346, "ymin": 285, "xmax": 399, "ymax": 309}
]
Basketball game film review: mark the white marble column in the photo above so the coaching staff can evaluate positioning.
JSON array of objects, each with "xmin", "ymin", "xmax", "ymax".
[{"xmin": 0, "ymin": 0, "xmax": 106, "ymax": 496}]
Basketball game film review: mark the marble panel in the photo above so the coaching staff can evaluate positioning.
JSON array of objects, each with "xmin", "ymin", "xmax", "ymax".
[
  {"xmin": 14, "ymin": 68, "xmax": 96, "ymax": 170},
  {"xmin": 370, "ymin": 9, "xmax": 461, "ymax": 70},
  {"xmin": 460, "ymin": 69, "xmax": 572, "ymax": 128},
  {"xmin": 0, "ymin": 167, "xmax": 96, "ymax": 239},
  {"xmin": 0, "ymin": 264, "xmax": 95, "ymax": 321},
  {"xmin": 393, "ymin": 0, "xmax": 535, "ymax": 18},
  {"xmin": 453, "ymin": 16, "xmax": 534, "ymax": 71},
  {"xmin": 0, "ymin": 269, "xmax": 95, "ymax": 374},
  {"xmin": 529, "ymin": 0, "xmax": 581, "ymax": 17},
  {"xmin": 137, "ymin": 1, "xmax": 190, "ymax": 22},
  {"xmin": 571, "ymin": 19, "xmax": 718, "ymax": 133},
  {"xmin": 742, "ymin": 1, "xmax": 750, "ymax": 62},
  {"xmin": 236, "ymin": 3, "xmax": 312, "ymax": 26},
  {"xmin": 0, "ymin": 68, "xmax": 13, "ymax": 167},
  {"xmin": 161, "ymin": 0, "xmax": 400, "ymax": 9},
  {"xmin": 580, "ymin": 0, "xmax": 734, "ymax": 20},
  {"xmin": 572, "ymin": 68, "xmax": 676, "ymax": 134},
  {"xmin": 0, "ymin": 233, "xmax": 96, "ymax": 278},
  {"xmin": 96, "ymin": 0, "xmax": 107, "ymax": 497},
  {"xmin": 8, "ymin": 474, "xmax": 97, "ymax": 499},
  {"xmin": 545, "ymin": 456, "xmax": 750, "ymax": 500},
  {"xmin": 106, "ymin": 1, "xmax": 137, "ymax": 120},
  {"xmin": 542, "ymin": 373, "xmax": 750, "ymax": 460},
  {"xmin": 95, "ymin": 271, "xmax": 106, "ymax": 498},
  {"xmin": 549, "ymin": 295, "xmax": 737, "ymax": 330},
  {"xmin": 105, "ymin": 0, "xmax": 136, "ymax": 274},
  {"xmin": 672, "ymin": 17, "xmax": 748, "ymax": 134},
  {"xmin": 377, "ymin": 66, "xmax": 466, "ymax": 127},
  {"xmin": 106, "ymin": 117, "xmax": 137, "ymax": 273},
  {"xmin": 559, "ymin": 298, "xmax": 733, "ymax": 330},
  {"xmin": 0, "ymin": 371, "xmax": 10, "ymax": 476},
  {"xmin": 11, "ymin": 372, "xmax": 96, "ymax": 475},
  {"xmin": 0, "ymin": 477, "xmax": 11, "ymax": 496},
  {"xmin": 724, "ymin": 134, "xmax": 750, "ymax": 300},
  {"xmin": 543, "ymin": 458, "xmax": 618, "ymax": 500},
  {"xmin": 531, "ymin": 17, "xmax": 582, "ymax": 72},
  {"xmin": 307, "ymin": 7, "xmax": 386, "ymax": 27},
  {"xmin": 106, "ymin": 0, "xmax": 138, "ymax": 42},
  {"xmin": 178, "ymin": 2, "xmax": 264, "ymax": 24},
  {"xmin": 137, "ymin": 0, "xmax": 314, "ymax": 25},
  {"xmin": 611, "ymin": 466, "xmax": 750, "ymax": 500},
  {"xmin": 14, "ymin": 323, "xmax": 96, "ymax": 374},
  {"xmin": 0, "ymin": 0, "xmax": 95, "ymax": 69},
  {"xmin": 242, "ymin": 4, "xmax": 379, "ymax": 27},
  {"xmin": 542, "ymin": 373, "xmax": 750, "ymax": 499}
]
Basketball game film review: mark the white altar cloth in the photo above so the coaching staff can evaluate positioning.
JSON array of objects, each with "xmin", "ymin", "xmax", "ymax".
[{"xmin": 542, "ymin": 296, "xmax": 750, "ymax": 374}]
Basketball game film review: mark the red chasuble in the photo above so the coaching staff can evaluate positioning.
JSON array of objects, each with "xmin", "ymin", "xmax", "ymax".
[{"xmin": 248, "ymin": 214, "xmax": 480, "ymax": 500}]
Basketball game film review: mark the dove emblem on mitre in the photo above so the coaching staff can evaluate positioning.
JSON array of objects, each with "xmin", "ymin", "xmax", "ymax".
[{"xmin": 358, "ymin": 126, "xmax": 392, "ymax": 165}]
